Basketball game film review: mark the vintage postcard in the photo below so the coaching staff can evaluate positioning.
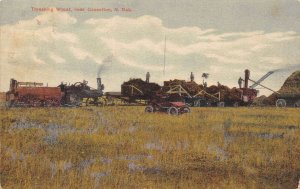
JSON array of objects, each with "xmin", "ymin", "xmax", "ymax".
[{"xmin": 0, "ymin": 0, "xmax": 299, "ymax": 188}]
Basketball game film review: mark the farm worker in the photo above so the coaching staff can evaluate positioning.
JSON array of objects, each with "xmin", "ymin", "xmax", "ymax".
[
  {"xmin": 238, "ymin": 77, "xmax": 243, "ymax": 88},
  {"xmin": 146, "ymin": 72, "xmax": 150, "ymax": 83},
  {"xmin": 190, "ymin": 72, "xmax": 194, "ymax": 82}
]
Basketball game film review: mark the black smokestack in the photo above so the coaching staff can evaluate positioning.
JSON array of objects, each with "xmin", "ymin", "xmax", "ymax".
[
  {"xmin": 10, "ymin": 78, "xmax": 17, "ymax": 92},
  {"xmin": 97, "ymin": 77, "xmax": 101, "ymax": 91},
  {"xmin": 244, "ymin": 69, "xmax": 250, "ymax": 88}
]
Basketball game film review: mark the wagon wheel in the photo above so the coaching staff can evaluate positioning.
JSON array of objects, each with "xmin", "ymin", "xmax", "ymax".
[
  {"xmin": 122, "ymin": 100, "xmax": 130, "ymax": 105},
  {"xmin": 98, "ymin": 97, "xmax": 107, "ymax": 106},
  {"xmin": 206, "ymin": 101, "xmax": 212, "ymax": 107},
  {"xmin": 32, "ymin": 99, "xmax": 42, "ymax": 107},
  {"xmin": 45, "ymin": 98, "xmax": 60, "ymax": 107},
  {"xmin": 183, "ymin": 107, "xmax": 191, "ymax": 113},
  {"xmin": 52, "ymin": 99, "xmax": 60, "ymax": 107},
  {"xmin": 80, "ymin": 98, "xmax": 87, "ymax": 106},
  {"xmin": 217, "ymin": 102, "xmax": 225, "ymax": 107},
  {"xmin": 276, "ymin": 99, "xmax": 286, "ymax": 107},
  {"xmin": 44, "ymin": 98, "xmax": 54, "ymax": 107},
  {"xmin": 106, "ymin": 96, "xmax": 116, "ymax": 106},
  {"xmin": 20, "ymin": 94, "xmax": 31, "ymax": 106},
  {"xmin": 168, "ymin": 107, "xmax": 178, "ymax": 116},
  {"xmin": 22, "ymin": 94, "xmax": 40, "ymax": 107},
  {"xmin": 67, "ymin": 94, "xmax": 81, "ymax": 106},
  {"xmin": 233, "ymin": 102, "xmax": 239, "ymax": 107},
  {"xmin": 185, "ymin": 102, "xmax": 193, "ymax": 107},
  {"xmin": 194, "ymin": 99, "xmax": 201, "ymax": 107},
  {"xmin": 91, "ymin": 98, "xmax": 99, "ymax": 106},
  {"xmin": 145, "ymin": 105, "xmax": 154, "ymax": 113},
  {"xmin": 5, "ymin": 100, "xmax": 15, "ymax": 108},
  {"xmin": 83, "ymin": 98, "xmax": 93, "ymax": 106},
  {"xmin": 44, "ymin": 99, "xmax": 52, "ymax": 107},
  {"xmin": 293, "ymin": 100, "xmax": 300, "ymax": 108}
]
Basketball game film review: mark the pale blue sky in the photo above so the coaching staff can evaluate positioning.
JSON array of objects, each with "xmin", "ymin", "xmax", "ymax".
[{"xmin": 0, "ymin": 0, "xmax": 299, "ymax": 95}]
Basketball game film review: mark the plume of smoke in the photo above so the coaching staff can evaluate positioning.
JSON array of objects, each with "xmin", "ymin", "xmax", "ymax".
[
  {"xmin": 97, "ymin": 55, "xmax": 114, "ymax": 78},
  {"xmin": 272, "ymin": 64, "xmax": 300, "ymax": 73}
]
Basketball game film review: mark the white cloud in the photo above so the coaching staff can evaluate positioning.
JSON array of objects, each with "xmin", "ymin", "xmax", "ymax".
[
  {"xmin": 49, "ymin": 52, "xmax": 65, "ymax": 64},
  {"xmin": 100, "ymin": 37, "xmax": 163, "ymax": 55},
  {"xmin": 259, "ymin": 57, "xmax": 282, "ymax": 65},
  {"xmin": 0, "ymin": 13, "xmax": 299, "ymax": 95},
  {"xmin": 34, "ymin": 27, "xmax": 79, "ymax": 43},
  {"xmin": 117, "ymin": 57, "xmax": 173, "ymax": 71},
  {"xmin": 69, "ymin": 46, "xmax": 91, "ymax": 60},
  {"xmin": 32, "ymin": 54, "xmax": 45, "ymax": 65},
  {"xmin": 86, "ymin": 16, "xmax": 298, "ymax": 67},
  {"xmin": 206, "ymin": 53, "xmax": 246, "ymax": 64}
]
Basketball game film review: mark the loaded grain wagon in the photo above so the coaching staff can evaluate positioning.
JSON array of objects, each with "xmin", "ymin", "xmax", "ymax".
[
  {"xmin": 276, "ymin": 93, "xmax": 300, "ymax": 107},
  {"xmin": 162, "ymin": 71, "xmax": 258, "ymax": 107},
  {"xmin": 264, "ymin": 71, "xmax": 300, "ymax": 107},
  {"xmin": 275, "ymin": 71, "xmax": 300, "ymax": 107},
  {"xmin": 121, "ymin": 78, "xmax": 161, "ymax": 103}
]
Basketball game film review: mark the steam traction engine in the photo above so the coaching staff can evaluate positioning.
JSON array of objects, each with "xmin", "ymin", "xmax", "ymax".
[
  {"xmin": 59, "ymin": 78, "xmax": 104, "ymax": 106},
  {"xmin": 6, "ymin": 79, "xmax": 62, "ymax": 107}
]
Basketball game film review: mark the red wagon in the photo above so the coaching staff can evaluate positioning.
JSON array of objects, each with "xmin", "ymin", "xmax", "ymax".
[{"xmin": 6, "ymin": 79, "xmax": 63, "ymax": 107}]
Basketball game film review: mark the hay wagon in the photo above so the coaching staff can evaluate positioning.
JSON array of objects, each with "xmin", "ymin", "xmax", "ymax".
[
  {"xmin": 120, "ymin": 79, "xmax": 161, "ymax": 105},
  {"xmin": 275, "ymin": 93, "xmax": 300, "ymax": 107}
]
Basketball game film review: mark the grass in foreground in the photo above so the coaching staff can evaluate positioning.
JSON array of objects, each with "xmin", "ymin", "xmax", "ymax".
[{"xmin": 0, "ymin": 106, "xmax": 300, "ymax": 188}]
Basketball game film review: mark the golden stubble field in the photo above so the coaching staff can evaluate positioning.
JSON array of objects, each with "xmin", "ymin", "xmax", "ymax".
[{"xmin": 0, "ymin": 106, "xmax": 300, "ymax": 189}]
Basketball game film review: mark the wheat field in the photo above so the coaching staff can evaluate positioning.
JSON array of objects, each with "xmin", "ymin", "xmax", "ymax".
[{"xmin": 0, "ymin": 106, "xmax": 299, "ymax": 188}]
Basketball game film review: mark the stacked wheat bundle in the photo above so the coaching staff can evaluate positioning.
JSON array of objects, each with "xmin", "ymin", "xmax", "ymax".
[{"xmin": 121, "ymin": 78, "xmax": 161, "ymax": 97}]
